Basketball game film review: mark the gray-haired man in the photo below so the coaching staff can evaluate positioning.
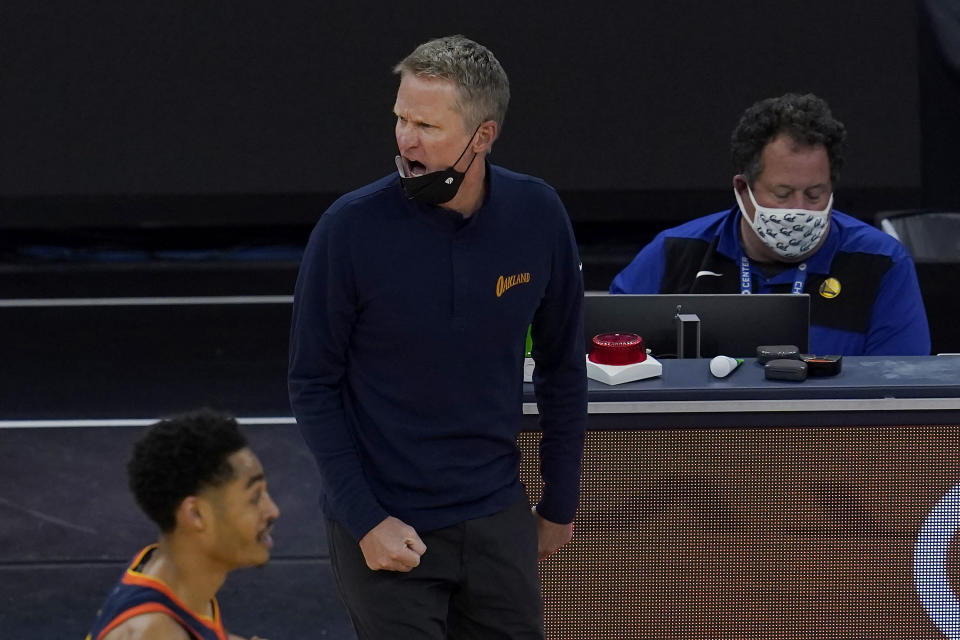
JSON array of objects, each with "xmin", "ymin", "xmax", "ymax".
[{"xmin": 289, "ymin": 35, "xmax": 588, "ymax": 639}]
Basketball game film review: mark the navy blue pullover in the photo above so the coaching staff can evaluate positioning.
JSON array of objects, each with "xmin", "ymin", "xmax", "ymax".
[{"xmin": 289, "ymin": 165, "xmax": 588, "ymax": 541}]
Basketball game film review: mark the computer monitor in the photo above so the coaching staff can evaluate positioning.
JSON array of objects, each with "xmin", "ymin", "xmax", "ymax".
[{"xmin": 584, "ymin": 293, "xmax": 810, "ymax": 358}]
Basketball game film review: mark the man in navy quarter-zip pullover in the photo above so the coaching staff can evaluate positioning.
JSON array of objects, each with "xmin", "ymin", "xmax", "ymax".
[{"xmin": 289, "ymin": 35, "xmax": 587, "ymax": 640}]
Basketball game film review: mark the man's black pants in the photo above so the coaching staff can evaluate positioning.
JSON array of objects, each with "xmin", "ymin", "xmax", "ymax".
[{"xmin": 327, "ymin": 497, "xmax": 544, "ymax": 639}]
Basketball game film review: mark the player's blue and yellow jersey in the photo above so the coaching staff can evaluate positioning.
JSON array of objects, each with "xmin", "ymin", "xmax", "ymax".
[{"xmin": 85, "ymin": 545, "xmax": 227, "ymax": 640}]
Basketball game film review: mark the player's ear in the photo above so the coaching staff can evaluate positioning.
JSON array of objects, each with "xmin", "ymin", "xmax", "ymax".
[{"xmin": 176, "ymin": 496, "xmax": 208, "ymax": 531}]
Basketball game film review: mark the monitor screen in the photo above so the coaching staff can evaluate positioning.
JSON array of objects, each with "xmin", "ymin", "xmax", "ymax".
[{"xmin": 584, "ymin": 293, "xmax": 810, "ymax": 358}]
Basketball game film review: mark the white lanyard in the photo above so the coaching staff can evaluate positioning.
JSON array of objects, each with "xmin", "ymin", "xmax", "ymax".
[{"xmin": 739, "ymin": 255, "xmax": 808, "ymax": 295}]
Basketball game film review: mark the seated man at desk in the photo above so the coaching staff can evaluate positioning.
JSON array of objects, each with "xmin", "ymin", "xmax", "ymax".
[{"xmin": 610, "ymin": 93, "xmax": 930, "ymax": 356}]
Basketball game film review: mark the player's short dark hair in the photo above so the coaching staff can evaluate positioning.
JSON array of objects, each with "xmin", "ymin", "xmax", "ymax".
[
  {"xmin": 127, "ymin": 409, "xmax": 248, "ymax": 533},
  {"xmin": 731, "ymin": 93, "xmax": 847, "ymax": 186}
]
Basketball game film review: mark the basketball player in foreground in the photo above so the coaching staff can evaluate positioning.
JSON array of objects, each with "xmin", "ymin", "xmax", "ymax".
[{"xmin": 85, "ymin": 409, "xmax": 279, "ymax": 640}]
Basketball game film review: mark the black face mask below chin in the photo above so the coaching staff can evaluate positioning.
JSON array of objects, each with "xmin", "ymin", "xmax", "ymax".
[
  {"xmin": 396, "ymin": 162, "xmax": 469, "ymax": 206},
  {"xmin": 395, "ymin": 125, "xmax": 481, "ymax": 206}
]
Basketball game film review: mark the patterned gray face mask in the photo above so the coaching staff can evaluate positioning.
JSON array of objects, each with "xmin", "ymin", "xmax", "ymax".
[{"xmin": 735, "ymin": 184, "xmax": 833, "ymax": 260}]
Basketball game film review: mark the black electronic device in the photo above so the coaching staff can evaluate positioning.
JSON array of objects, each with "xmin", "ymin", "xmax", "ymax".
[
  {"xmin": 584, "ymin": 294, "xmax": 810, "ymax": 359},
  {"xmin": 757, "ymin": 344, "xmax": 801, "ymax": 364},
  {"xmin": 799, "ymin": 354, "xmax": 843, "ymax": 376},
  {"xmin": 764, "ymin": 359, "xmax": 808, "ymax": 381}
]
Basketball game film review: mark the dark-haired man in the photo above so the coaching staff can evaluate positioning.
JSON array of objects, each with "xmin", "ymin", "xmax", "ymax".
[
  {"xmin": 86, "ymin": 410, "xmax": 279, "ymax": 640},
  {"xmin": 611, "ymin": 93, "xmax": 930, "ymax": 356},
  {"xmin": 290, "ymin": 34, "xmax": 586, "ymax": 639}
]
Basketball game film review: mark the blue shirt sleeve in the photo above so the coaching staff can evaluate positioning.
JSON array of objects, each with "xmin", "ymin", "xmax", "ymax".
[
  {"xmin": 862, "ymin": 249, "xmax": 931, "ymax": 355},
  {"xmin": 609, "ymin": 234, "xmax": 667, "ymax": 293}
]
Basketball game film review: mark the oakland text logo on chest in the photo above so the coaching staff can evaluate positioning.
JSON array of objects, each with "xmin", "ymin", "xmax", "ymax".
[{"xmin": 495, "ymin": 272, "xmax": 531, "ymax": 297}]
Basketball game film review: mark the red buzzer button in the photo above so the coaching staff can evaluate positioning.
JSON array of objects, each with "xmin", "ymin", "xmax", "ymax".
[{"xmin": 588, "ymin": 333, "xmax": 646, "ymax": 366}]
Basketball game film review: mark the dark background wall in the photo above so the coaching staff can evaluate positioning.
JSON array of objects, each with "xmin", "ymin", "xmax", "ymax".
[
  {"xmin": 919, "ymin": 0, "xmax": 960, "ymax": 208},
  {"xmin": 1, "ymin": 1, "xmax": 949, "ymax": 224}
]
